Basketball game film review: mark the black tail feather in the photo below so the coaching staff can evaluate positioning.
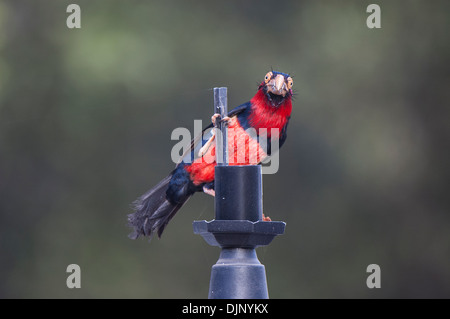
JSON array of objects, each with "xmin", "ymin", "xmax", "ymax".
[{"xmin": 128, "ymin": 174, "xmax": 190, "ymax": 240}]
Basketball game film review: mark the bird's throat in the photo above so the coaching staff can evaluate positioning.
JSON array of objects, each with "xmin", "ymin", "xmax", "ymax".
[
  {"xmin": 266, "ymin": 91, "xmax": 286, "ymax": 107},
  {"xmin": 248, "ymin": 89, "xmax": 292, "ymax": 134}
]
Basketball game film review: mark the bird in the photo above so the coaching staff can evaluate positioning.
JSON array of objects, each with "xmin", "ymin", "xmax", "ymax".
[{"xmin": 128, "ymin": 71, "xmax": 293, "ymax": 240}]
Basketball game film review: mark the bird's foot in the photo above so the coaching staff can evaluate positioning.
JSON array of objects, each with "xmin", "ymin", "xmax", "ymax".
[
  {"xmin": 198, "ymin": 132, "xmax": 215, "ymax": 157},
  {"xmin": 222, "ymin": 116, "xmax": 231, "ymax": 125},
  {"xmin": 262, "ymin": 214, "xmax": 272, "ymax": 222},
  {"xmin": 203, "ymin": 186, "xmax": 215, "ymax": 197},
  {"xmin": 211, "ymin": 113, "xmax": 220, "ymax": 125},
  {"xmin": 211, "ymin": 113, "xmax": 231, "ymax": 126}
]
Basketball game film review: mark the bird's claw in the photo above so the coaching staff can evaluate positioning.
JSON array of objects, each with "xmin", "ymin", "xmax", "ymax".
[
  {"xmin": 211, "ymin": 113, "xmax": 231, "ymax": 126},
  {"xmin": 203, "ymin": 186, "xmax": 215, "ymax": 197},
  {"xmin": 222, "ymin": 116, "xmax": 231, "ymax": 126},
  {"xmin": 211, "ymin": 113, "xmax": 220, "ymax": 125},
  {"xmin": 262, "ymin": 214, "xmax": 272, "ymax": 222},
  {"xmin": 198, "ymin": 131, "xmax": 215, "ymax": 157}
]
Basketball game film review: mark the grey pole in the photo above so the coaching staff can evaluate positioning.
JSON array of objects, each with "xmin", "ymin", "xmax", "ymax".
[{"xmin": 213, "ymin": 87, "xmax": 228, "ymax": 166}]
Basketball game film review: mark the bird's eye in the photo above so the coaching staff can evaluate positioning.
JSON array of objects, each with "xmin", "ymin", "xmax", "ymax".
[
  {"xmin": 287, "ymin": 77, "xmax": 293, "ymax": 89},
  {"xmin": 264, "ymin": 72, "xmax": 273, "ymax": 83}
]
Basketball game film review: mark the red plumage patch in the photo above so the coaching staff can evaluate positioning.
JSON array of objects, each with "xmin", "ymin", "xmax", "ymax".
[{"xmin": 248, "ymin": 88, "xmax": 292, "ymax": 137}]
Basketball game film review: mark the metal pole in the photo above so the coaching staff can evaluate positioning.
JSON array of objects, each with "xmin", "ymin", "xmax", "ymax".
[{"xmin": 213, "ymin": 87, "xmax": 228, "ymax": 166}]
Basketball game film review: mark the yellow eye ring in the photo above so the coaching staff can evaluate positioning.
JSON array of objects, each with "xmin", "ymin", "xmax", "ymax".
[
  {"xmin": 264, "ymin": 71, "xmax": 273, "ymax": 83},
  {"xmin": 287, "ymin": 77, "xmax": 293, "ymax": 89}
]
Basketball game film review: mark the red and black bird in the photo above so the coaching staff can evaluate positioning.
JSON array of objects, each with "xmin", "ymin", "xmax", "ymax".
[{"xmin": 128, "ymin": 71, "xmax": 294, "ymax": 239}]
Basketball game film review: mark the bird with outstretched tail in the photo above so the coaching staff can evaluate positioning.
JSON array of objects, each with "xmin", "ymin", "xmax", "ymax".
[{"xmin": 128, "ymin": 71, "xmax": 293, "ymax": 240}]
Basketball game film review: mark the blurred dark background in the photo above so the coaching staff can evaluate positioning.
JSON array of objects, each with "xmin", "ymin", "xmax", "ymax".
[{"xmin": 0, "ymin": 0, "xmax": 449, "ymax": 298}]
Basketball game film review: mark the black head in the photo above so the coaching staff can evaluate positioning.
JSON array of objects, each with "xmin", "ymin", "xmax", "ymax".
[{"xmin": 259, "ymin": 71, "xmax": 293, "ymax": 106}]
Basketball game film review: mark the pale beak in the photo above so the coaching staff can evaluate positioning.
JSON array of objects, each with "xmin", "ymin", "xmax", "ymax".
[
  {"xmin": 274, "ymin": 74, "xmax": 285, "ymax": 92},
  {"xmin": 267, "ymin": 74, "xmax": 287, "ymax": 96}
]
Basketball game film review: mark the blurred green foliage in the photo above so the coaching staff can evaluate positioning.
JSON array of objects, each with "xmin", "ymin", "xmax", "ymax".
[{"xmin": 0, "ymin": 0, "xmax": 449, "ymax": 298}]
